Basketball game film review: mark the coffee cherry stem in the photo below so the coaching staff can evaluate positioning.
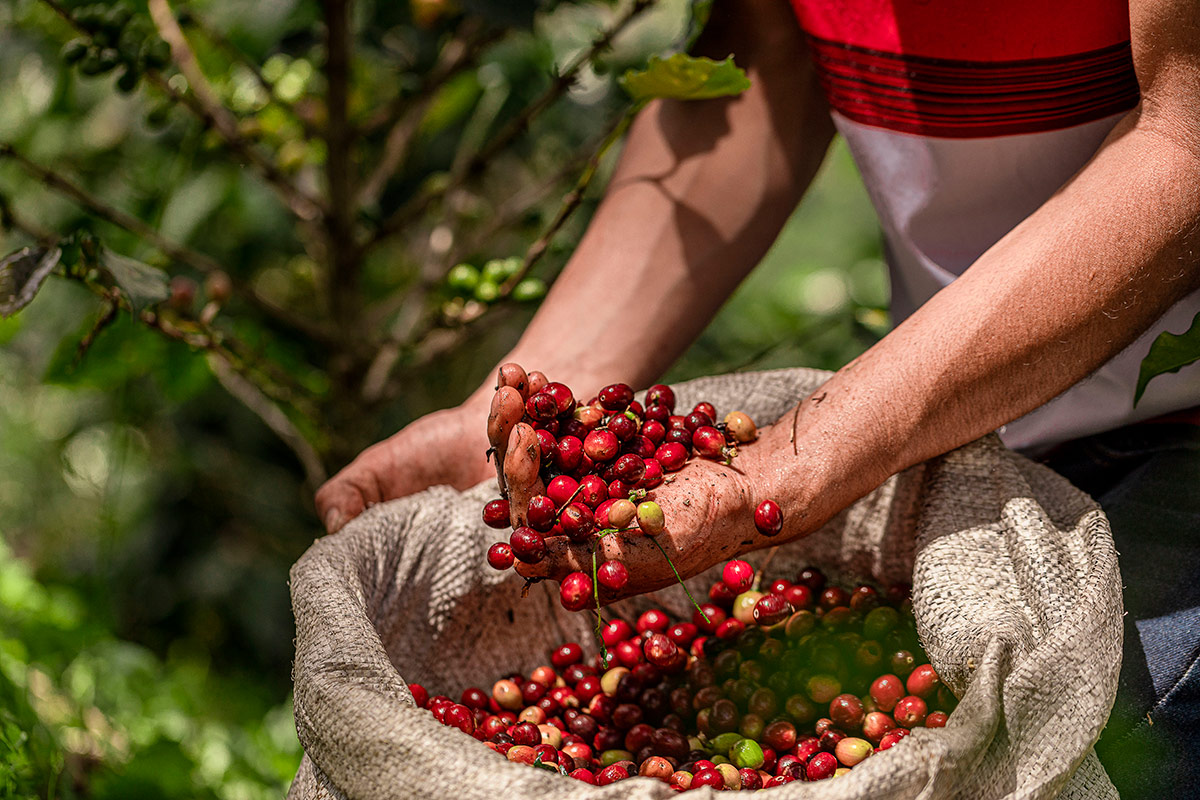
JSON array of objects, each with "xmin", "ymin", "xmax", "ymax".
[
  {"xmin": 648, "ymin": 536, "xmax": 710, "ymax": 625},
  {"xmin": 591, "ymin": 546, "xmax": 610, "ymax": 666},
  {"xmin": 752, "ymin": 546, "xmax": 782, "ymax": 592}
]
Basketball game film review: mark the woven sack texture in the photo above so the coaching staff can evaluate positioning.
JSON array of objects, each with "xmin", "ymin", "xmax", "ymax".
[{"xmin": 288, "ymin": 367, "xmax": 1122, "ymax": 800}]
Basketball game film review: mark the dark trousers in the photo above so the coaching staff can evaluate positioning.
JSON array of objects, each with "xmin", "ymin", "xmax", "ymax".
[{"xmin": 1042, "ymin": 423, "xmax": 1200, "ymax": 798}]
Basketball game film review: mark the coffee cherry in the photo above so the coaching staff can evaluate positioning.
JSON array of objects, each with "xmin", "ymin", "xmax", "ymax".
[
  {"xmin": 551, "ymin": 642, "xmax": 582, "ymax": 668},
  {"xmin": 906, "ymin": 663, "xmax": 941, "ymax": 699},
  {"xmin": 692, "ymin": 767, "xmax": 724, "ymax": 789},
  {"xmin": 783, "ymin": 584, "xmax": 813, "ymax": 610},
  {"xmin": 637, "ymin": 609, "xmax": 670, "ymax": 634},
  {"xmin": 482, "ymin": 499, "xmax": 511, "ymax": 529},
  {"xmin": 534, "ymin": 428, "xmax": 556, "ymax": 457},
  {"xmin": 575, "ymin": 474, "xmax": 607, "ymax": 507},
  {"xmin": 639, "ymin": 458, "xmax": 664, "ymax": 489},
  {"xmin": 553, "ymin": 436, "xmax": 584, "ymax": 472},
  {"xmin": 654, "ymin": 442, "xmax": 688, "ymax": 472},
  {"xmin": 925, "ymin": 710, "xmax": 949, "ymax": 728},
  {"xmin": 890, "ymin": 650, "xmax": 917, "ymax": 678},
  {"xmin": 492, "ymin": 679, "xmax": 523, "ymax": 711},
  {"xmin": 723, "ymin": 411, "xmax": 757, "ymax": 443},
  {"xmin": 636, "ymin": 501, "xmax": 665, "ymax": 536},
  {"xmin": 560, "ymin": 572, "xmax": 593, "ymax": 612},
  {"xmin": 694, "ymin": 603, "xmax": 726, "ymax": 633},
  {"xmin": 560, "ymin": 503, "xmax": 595, "ymax": 543},
  {"xmin": 607, "ymin": 413, "xmax": 638, "ymax": 442},
  {"xmin": 835, "ymin": 736, "xmax": 872, "ymax": 767},
  {"xmin": 602, "ymin": 498, "xmax": 635, "ymax": 530},
  {"xmin": 829, "ymin": 694, "xmax": 865, "ymax": 729},
  {"xmin": 715, "ymin": 563, "xmax": 752, "ymax": 599},
  {"xmin": 597, "ymin": 560, "xmax": 629, "ymax": 592},
  {"xmin": 584, "ymin": 429, "xmax": 619, "ymax": 462},
  {"xmin": 525, "ymin": 495, "xmax": 556, "ymax": 532},
  {"xmin": 167, "ymin": 275, "xmax": 197, "ymax": 312},
  {"xmin": 509, "ymin": 528, "xmax": 547, "ymax": 564},
  {"xmin": 526, "ymin": 392, "xmax": 558, "ymax": 422},
  {"xmin": 486, "ymin": 542, "xmax": 515, "ymax": 570},
  {"xmin": 598, "ymin": 383, "xmax": 634, "ymax": 411},
  {"xmin": 739, "ymin": 767, "xmax": 762, "ymax": 790},
  {"xmin": 752, "ymin": 594, "xmax": 790, "ymax": 627},
  {"xmin": 643, "ymin": 634, "xmax": 680, "ymax": 668},
  {"xmin": 569, "ymin": 767, "xmax": 596, "ymax": 783},
  {"xmin": 692, "ymin": 426, "xmax": 726, "ymax": 459},
  {"xmin": 806, "ymin": 751, "xmax": 838, "ymax": 781},
  {"xmin": 893, "ymin": 695, "xmax": 927, "ymax": 728},
  {"xmin": 542, "ymin": 382, "xmax": 576, "ymax": 415},
  {"xmin": 754, "ymin": 500, "xmax": 783, "ymax": 537},
  {"xmin": 870, "ymin": 674, "xmax": 905, "ymax": 712},
  {"xmin": 546, "ymin": 475, "xmax": 579, "ymax": 508},
  {"xmin": 878, "ymin": 728, "xmax": 911, "ymax": 750},
  {"xmin": 645, "ymin": 384, "xmax": 675, "ymax": 411},
  {"xmin": 862, "ymin": 710, "xmax": 896, "ymax": 744},
  {"xmin": 612, "ymin": 453, "xmax": 645, "ymax": 484}
]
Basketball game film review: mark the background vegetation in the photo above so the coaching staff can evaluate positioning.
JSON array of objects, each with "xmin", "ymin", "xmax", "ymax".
[{"xmin": 0, "ymin": 0, "xmax": 885, "ymax": 796}]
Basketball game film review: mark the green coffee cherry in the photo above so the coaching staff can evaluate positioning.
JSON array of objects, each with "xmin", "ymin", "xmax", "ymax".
[
  {"xmin": 473, "ymin": 280, "xmax": 500, "ymax": 303},
  {"xmin": 115, "ymin": 67, "xmax": 139, "ymax": 93},
  {"xmin": 445, "ymin": 263, "xmax": 479, "ymax": 293},
  {"xmin": 481, "ymin": 256, "xmax": 520, "ymax": 284},
  {"xmin": 61, "ymin": 38, "xmax": 89, "ymax": 64},
  {"xmin": 730, "ymin": 738, "xmax": 765, "ymax": 769},
  {"xmin": 511, "ymin": 277, "xmax": 546, "ymax": 302}
]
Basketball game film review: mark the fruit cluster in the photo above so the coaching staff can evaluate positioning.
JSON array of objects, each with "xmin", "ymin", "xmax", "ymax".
[
  {"xmin": 60, "ymin": 3, "xmax": 170, "ymax": 93},
  {"xmin": 481, "ymin": 366, "xmax": 771, "ymax": 611},
  {"xmin": 413, "ymin": 564, "xmax": 954, "ymax": 790}
]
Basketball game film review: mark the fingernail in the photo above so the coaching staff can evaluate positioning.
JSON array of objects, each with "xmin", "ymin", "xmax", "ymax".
[{"xmin": 324, "ymin": 509, "xmax": 345, "ymax": 533}]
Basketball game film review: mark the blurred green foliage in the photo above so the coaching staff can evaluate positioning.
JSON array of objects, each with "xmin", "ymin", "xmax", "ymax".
[{"xmin": 0, "ymin": 0, "xmax": 884, "ymax": 796}]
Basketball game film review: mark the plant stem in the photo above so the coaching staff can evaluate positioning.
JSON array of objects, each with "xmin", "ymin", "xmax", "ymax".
[{"xmin": 650, "ymin": 536, "xmax": 709, "ymax": 623}]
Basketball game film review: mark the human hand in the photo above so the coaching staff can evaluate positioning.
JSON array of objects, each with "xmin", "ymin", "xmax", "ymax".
[
  {"xmin": 509, "ymin": 419, "xmax": 835, "ymax": 602},
  {"xmin": 315, "ymin": 402, "xmax": 494, "ymax": 534}
]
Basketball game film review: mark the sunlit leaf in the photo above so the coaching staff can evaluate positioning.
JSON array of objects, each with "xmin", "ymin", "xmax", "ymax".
[
  {"xmin": 619, "ymin": 54, "xmax": 750, "ymax": 104},
  {"xmin": 0, "ymin": 247, "xmax": 61, "ymax": 318},
  {"xmin": 1135, "ymin": 311, "xmax": 1200, "ymax": 405},
  {"xmin": 101, "ymin": 249, "xmax": 169, "ymax": 311}
]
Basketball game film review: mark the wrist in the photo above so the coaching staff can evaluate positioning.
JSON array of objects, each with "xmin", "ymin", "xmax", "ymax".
[{"xmin": 749, "ymin": 405, "xmax": 893, "ymax": 542}]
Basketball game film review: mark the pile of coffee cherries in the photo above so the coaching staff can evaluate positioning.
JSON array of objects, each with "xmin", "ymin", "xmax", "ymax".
[
  {"xmin": 414, "ymin": 563, "xmax": 954, "ymax": 790},
  {"xmin": 480, "ymin": 367, "xmax": 779, "ymax": 611}
]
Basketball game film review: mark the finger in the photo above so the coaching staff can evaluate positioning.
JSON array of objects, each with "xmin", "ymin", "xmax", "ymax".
[
  {"xmin": 527, "ymin": 370, "xmax": 549, "ymax": 394},
  {"xmin": 314, "ymin": 472, "xmax": 368, "ymax": 533},
  {"xmin": 504, "ymin": 422, "xmax": 543, "ymax": 527},
  {"xmin": 487, "ymin": 386, "xmax": 525, "ymax": 496},
  {"xmin": 497, "ymin": 362, "xmax": 530, "ymax": 400}
]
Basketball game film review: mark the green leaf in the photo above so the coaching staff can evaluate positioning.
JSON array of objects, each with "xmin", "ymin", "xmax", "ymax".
[
  {"xmin": 1135, "ymin": 311, "xmax": 1200, "ymax": 405},
  {"xmin": 619, "ymin": 54, "xmax": 750, "ymax": 104},
  {"xmin": 0, "ymin": 247, "xmax": 62, "ymax": 318},
  {"xmin": 101, "ymin": 248, "xmax": 169, "ymax": 310}
]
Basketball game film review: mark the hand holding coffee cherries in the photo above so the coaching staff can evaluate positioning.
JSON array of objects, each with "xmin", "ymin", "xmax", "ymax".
[{"xmin": 481, "ymin": 363, "xmax": 802, "ymax": 608}]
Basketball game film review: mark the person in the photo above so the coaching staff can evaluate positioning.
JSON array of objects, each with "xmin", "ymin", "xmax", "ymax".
[{"xmin": 316, "ymin": 0, "xmax": 1200, "ymax": 794}]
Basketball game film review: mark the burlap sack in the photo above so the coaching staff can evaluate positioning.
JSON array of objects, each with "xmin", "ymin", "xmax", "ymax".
[{"xmin": 288, "ymin": 367, "xmax": 1122, "ymax": 800}]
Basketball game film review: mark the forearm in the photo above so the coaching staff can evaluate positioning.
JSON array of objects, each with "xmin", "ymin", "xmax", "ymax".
[
  {"xmin": 466, "ymin": 0, "xmax": 834, "ymax": 409},
  {"xmin": 786, "ymin": 109, "xmax": 1200, "ymax": 524}
]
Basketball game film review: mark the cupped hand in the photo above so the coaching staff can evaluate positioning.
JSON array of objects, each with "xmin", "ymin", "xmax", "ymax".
[
  {"xmin": 315, "ymin": 403, "xmax": 493, "ymax": 533},
  {"xmin": 510, "ymin": 419, "xmax": 823, "ymax": 603}
]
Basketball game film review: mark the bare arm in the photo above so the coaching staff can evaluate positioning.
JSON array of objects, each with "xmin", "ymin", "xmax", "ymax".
[
  {"xmin": 317, "ymin": 0, "xmax": 834, "ymax": 530},
  {"xmin": 521, "ymin": 0, "xmax": 1200, "ymax": 592},
  {"xmin": 780, "ymin": 0, "xmax": 1200, "ymax": 534},
  {"xmin": 464, "ymin": 0, "xmax": 835, "ymax": 409}
]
